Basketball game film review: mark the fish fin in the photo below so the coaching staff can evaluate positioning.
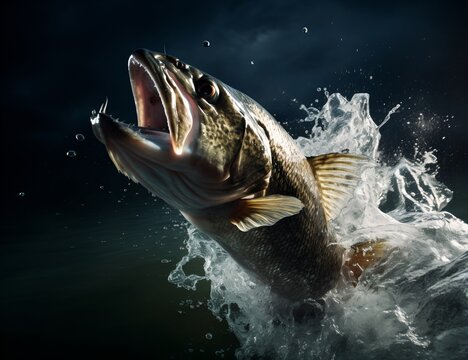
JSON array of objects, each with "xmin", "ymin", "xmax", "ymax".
[
  {"xmin": 343, "ymin": 239, "xmax": 387, "ymax": 286},
  {"xmin": 230, "ymin": 195, "xmax": 304, "ymax": 232},
  {"xmin": 307, "ymin": 153, "xmax": 368, "ymax": 222}
]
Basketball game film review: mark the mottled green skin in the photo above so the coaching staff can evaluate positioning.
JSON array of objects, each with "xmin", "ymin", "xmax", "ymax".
[{"xmin": 185, "ymin": 89, "xmax": 344, "ymax": 301}]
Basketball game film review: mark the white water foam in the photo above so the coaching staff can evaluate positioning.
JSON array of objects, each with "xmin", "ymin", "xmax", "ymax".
[{"xmin": 169, "ymin": 93, "xmax": 468, "ymax": 359}]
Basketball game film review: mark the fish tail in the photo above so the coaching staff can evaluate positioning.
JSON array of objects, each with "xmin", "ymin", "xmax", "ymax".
[{"xmin": 342, "ymin": 239, "xmax": 388, "ymax": 286}]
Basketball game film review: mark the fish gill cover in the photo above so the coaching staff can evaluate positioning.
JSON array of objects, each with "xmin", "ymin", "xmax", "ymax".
[{"xmin": 168, "ymin": 93, "xmax": 468, "ymax": 359}]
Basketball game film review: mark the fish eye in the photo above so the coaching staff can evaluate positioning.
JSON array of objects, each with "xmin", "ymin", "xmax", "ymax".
[
  {"xmin": 175, "ymin": 59, "xmax": 188, "ymax": 70},
  {"xmin": 196, "ymin": 77, "xmax": 219, "ymax": 103}
]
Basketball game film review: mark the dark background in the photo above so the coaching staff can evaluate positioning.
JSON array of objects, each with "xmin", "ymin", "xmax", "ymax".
[
  {"xmin": 2, "ymin": 0, "xmax": 467, "ymax": 218},
  {"xmin": 1, "ymin": 0, "xmax": 467, "ymax": 358}
]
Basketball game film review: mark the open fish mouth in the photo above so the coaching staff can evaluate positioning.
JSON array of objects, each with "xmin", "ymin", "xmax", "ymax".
[
  {"xmin": 129, "ymin": 50, "xmax": 171, "ymax": 135},
  {"xmin": 91, "ymin": 49, "xmax": 199, "ymax": 156}
]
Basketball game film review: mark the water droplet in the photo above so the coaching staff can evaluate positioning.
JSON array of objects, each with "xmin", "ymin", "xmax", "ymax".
[
  {"xmin": 302, "ymin": 26, "xmax": 308, "ymax": 33},
  {"xmin": 205, "ymin": 333, "xmax": 213, "ymax": 340},
  {"xmin": 99, "ymin": 185, "xmax": 104, "ymax": 190},
  {"xmin": 161, "ymin": 259, "xmax": 171, "ymax": 264},
  {"xmin": 317, "ymin": 87, "xmax": 321, "ymax": 92},
  {"xmin": 202, "ymin": 40, "xmax": 210, "ymax": 47},
  {"xmin": 369, "ymin": 75, "xmax": 373, "ymax": 80},
  {"xmin": 250, "ymin": 60, "xmax": 254, "ymax": 65},
  {"xmin": 18, "ymin": 192, "xmax": 25, "ymax": 197},
  {"xmin": 66, "ymin": 150, "xmax": 77, "ymax": 158},
  {"xmin": 442, "ymin": 136, "xmax": 446, "ymax": 140},
  {"xmin": 75, "ymin": 133, "xmax": 85, "ymax": 141}
]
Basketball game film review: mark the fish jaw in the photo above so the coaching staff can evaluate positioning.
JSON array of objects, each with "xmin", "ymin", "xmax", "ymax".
[
  {"xmin": 90, "ymin": 110, "xmax": 174, "ymax": 171},
  {"xmin": 129, "ymin": 49, "xmax": 200, "ymax": 155}
]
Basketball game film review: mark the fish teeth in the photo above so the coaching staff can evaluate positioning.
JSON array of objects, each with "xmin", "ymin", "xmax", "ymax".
[
  {"xmin": 99, "ymin": 97, "xmax": 109, "ymax": 114},
  {"xmin": 91, "ymin": 98, "xmax": 139, "ymax": 131}
]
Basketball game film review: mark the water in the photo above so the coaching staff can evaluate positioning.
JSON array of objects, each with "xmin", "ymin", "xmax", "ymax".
[
  {"xmin": 2, "ymin": 93, "xmax": 466, "ymax": 359},
  {"xmin": 168, "ymin": 93, "xmax": 468, "ymax": 359}
]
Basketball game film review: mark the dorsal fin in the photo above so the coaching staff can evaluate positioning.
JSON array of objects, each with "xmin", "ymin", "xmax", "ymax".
[{"xmin": 307, "ymin": 153, "xmax": 368, "ymax": 222}]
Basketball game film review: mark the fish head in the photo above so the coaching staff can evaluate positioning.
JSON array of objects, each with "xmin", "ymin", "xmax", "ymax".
[{"xmin": 91, "ymin": 49, "xmax": 272, "ymax": 212}]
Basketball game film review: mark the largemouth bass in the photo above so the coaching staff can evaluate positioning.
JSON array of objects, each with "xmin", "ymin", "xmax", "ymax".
[{"xmin": 91, "ymin": 49, "xmax": 382, "ymax": 301}]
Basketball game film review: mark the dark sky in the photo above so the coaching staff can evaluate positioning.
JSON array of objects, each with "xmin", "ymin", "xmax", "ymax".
[
  {"xmin": 1, "ymin": 1, "xmax": 467, "ymax": 356},
  {"xmin": 2, "ymin": 0, "xmax": 467, "ymax": 216}
]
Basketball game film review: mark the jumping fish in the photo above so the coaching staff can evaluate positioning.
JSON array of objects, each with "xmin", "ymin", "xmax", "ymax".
[{"xmin": 91, "ymin": 49, "xmax": 384, "ymax": 301}]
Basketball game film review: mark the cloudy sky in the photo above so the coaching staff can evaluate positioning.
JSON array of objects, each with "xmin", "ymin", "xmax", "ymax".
[{"xmin": 2, "ymin": 0, "xmax": 467, "ymax": 214}]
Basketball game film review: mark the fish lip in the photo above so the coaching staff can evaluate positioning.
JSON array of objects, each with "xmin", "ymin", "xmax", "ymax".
[
  {"xmin": 90, "ymin": 111, "xmax": 174, "ymax": 167},
  {"xmin": 128, "ymin": 49, "xmax": 198, "ymax": 155}
]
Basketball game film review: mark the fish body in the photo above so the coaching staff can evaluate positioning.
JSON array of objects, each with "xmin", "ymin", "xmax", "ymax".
[
  {"xmin": 91, "ymin": 49, "xmax": 370, "ymax": 301},
  {"xmin": 181, "ymin": 95, "xmax": 344, "ymax": 300}
]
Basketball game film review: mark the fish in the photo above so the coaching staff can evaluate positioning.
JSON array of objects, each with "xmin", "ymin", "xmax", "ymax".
[{"xmin": 91, "ymin": 49, "xmax": 385, "ymax": 301}]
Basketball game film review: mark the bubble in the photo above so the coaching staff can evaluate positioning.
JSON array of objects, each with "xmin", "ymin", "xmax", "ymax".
[
  {"xmin": 250, "ymin": 61, "xmax": 255, "ymax": 65},
  {"xmin": 202, "ymin": 40, "xmax": 210, "ymax": 47},
  {"xmin": 317, "ymin": 87, "xmax": 321, "ymax": 92},
  {"xmin": 75, "ymin": 133, "xmax": 85, "ymax": 141},
  {"xmin": 66, "ymin": 150, "xmax": 77, "ymax": 158},
  {"xmin": 302, "ymin": 26, "xmax": 308, "ymax": 33},
  {"xmin": 369, "ymin": 75, "xmax": 373, "ymax": 80},
  {"xmin": 205, "ymin": 333, "xmax": 213, "ymax": 340},
  {"xmin": 18, "ymin": 192, "xmax": 25, "ymax": 197},
  {"xmin": 99, "ymin": 185, "xmax": 104, "ymax": 190},
  {"xmin": 161, "ymin": 259, "xmax": 171, "ymax": 264}
]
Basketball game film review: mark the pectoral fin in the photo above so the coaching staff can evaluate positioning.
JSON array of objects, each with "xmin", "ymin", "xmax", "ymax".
[
  {"xmin": 307, "ymin": 153, "xmax": 368, "ymax": 222},
  {"xmin": 230, "ymin": 195, "xmax": 304, "ymax": 232}
]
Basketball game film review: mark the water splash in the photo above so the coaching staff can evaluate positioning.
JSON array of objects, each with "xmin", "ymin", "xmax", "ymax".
[
  {"xmin": 378, "ymin": 103, "xmax": 401, "ymax": 129},
  {"xmin": 169, "ymin": 93, "xmax": 468, "ymax": 359}
]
